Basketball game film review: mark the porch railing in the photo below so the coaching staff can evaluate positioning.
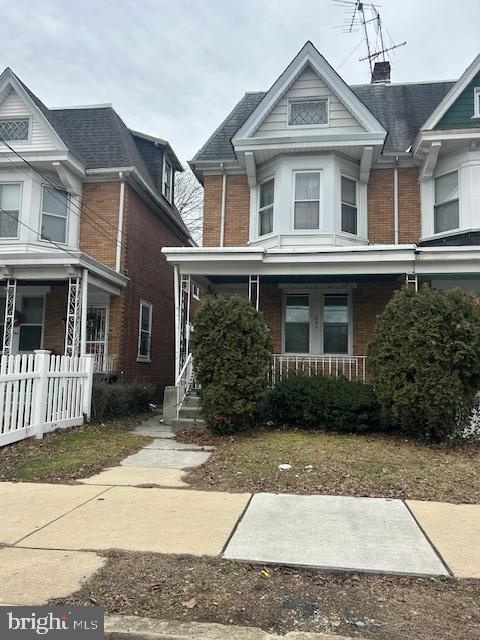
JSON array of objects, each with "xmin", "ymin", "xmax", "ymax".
[
  {"xmin": 176, "ymin": 352, "xmax": 194, "ymax": 418},
  {"xmin": 271, "ymin": 354, "xmax": 367, "ymax": 386},
  {"xmin": 93, "ymin": 354, "xmax": 118, "ymax": 373}
]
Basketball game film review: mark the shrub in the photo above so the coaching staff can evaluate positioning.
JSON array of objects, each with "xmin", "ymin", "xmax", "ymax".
[
  {"xmin": 190, "ymin": 295, "xmax": 272, "ymax": 434},
  {"xmin": 266, "ymin": 374, "xmax": 381, "ymax": 433},
  {"xmin": 91, "ymin": 381, "xmax": 154, "ymax": 421},
  {"xmin": 367, "ymin": 285, "xmax": 480, "ymax": 442}
]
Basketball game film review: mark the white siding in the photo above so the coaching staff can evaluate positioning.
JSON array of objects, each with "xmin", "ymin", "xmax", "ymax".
[
  {"xmin": 254, "ymin": 66, "xmax": 364, "ymax": 138},
  {"xmin": 0, "ymin": 89, "xmax": 59, "ymax": 152}
]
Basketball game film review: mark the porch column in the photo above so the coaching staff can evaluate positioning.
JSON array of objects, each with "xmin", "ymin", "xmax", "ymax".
[
  {"xmin": 2, "ymin": 278, "xmax": 17, "ymax": 356},
  {"xmin": 248, "ymin": 275, "xmax": 260, "ymax": 310},
  {"xmin": 80, "ymin": 268, "xmax": 88, "ymax": 356},
  {"xmin": 179, "ymin": 274, "xmax": 191, "ymax": 373},
  {"xmin": 64, "ymin": 275, "xmax": 81, "ymax": 357}
]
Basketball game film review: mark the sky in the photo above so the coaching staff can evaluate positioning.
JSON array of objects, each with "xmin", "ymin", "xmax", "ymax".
[{"xmin": 2, "ymin": 0, "xmax": 479, "ymax": 163}]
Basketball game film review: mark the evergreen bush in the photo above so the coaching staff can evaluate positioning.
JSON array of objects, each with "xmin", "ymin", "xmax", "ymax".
[{"xmin": 190, "ymin": 295, "xmax": 272, "ymax": 434}]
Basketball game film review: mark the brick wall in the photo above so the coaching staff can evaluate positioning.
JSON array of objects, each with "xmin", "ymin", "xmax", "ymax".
[
  {"xmin": 352, "ymin": 281, "xmax": 400, "ymax": 355},
  {"xmin": 119, "ymin": 185, "xmax": 188, "ymax": 396},
  {"xmin": 79, "ymin": 182, "xmax": 120, "ymax": 269},
  {"xmin": 43, "ymin": 284, "xmax": 68, "ymax": 355},
  {"xmin": 203, "ymin": 174, "xmax": 250, "ymax": 246},
  {"xmin": 398, "ymin": 167, "xmax": 421, "ymax": 244}
]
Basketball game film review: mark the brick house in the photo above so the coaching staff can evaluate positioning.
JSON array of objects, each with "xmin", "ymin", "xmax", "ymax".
[
  {"xmin": 0, "ymin": 68, "xmax": 192, "ymax": 396},
  {"xmin": 163, "ymin": 42, "xmax": 480, "ymax": 392}
]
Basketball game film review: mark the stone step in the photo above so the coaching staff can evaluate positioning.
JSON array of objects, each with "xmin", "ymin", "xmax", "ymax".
[
  {"xmin": 179, "ymin": 406, "xmax": 202, "ymax": 419},
  {"xmin": 170, "ymin": 417, "xmax": 206, "ymax": 429},
  {"xmin": 182, "ymin": 395, "xmax": 201, "ymax": 407}
]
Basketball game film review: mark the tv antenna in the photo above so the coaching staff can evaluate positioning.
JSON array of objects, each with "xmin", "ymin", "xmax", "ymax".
[{"xmin": 333, "ymin": 1, "xmax": 406, "ymax": 77}]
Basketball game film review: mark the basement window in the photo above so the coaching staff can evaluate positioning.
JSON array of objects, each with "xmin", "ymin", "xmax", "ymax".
[{"xmin": 0, "ymin": 118, "xmax": 29, "ymax": 141}]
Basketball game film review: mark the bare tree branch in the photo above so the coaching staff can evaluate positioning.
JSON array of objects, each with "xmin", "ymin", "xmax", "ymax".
[{"xmin": 175, "ymin": 167, "xmax": 203, "ymax": 244}]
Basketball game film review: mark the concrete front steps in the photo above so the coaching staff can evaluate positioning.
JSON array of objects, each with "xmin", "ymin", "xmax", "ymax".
[{"xmin": 170, "ymin": 394, "xmax": 206, "ymax": 430}]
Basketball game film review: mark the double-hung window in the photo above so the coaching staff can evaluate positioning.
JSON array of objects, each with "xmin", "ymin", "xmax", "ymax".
[
  {"xmin": 323, "ymin": 294, "xmax": 349, "ymax": 354},
  {"xmin": 434, "ymin": 171, "xmax": 459, "ymax": 234},
  {"xmin": 341, "ymin": 176, "xmax": 357, "ymax": 235},
  {"xmin": 258, "ymin": 178, "xmax": 274, "ymax": 236},
  {"xmin": 41, "ymin": 186, "xmax": 69, "ymax": 243},
  {"xmin": 163, "ymin": 158, "xmax": 172, "ymax": 203},
  {"xmin": 294, "ymin": 172, "xmax": 320, "ymax": 229},
  {"xmin": 0, "ymin": 183, "xmax": 21, "ymax": 238},
  {"xmin": 138, "ymin": 300, "xmax": 152, "ymax": 361},
  {"xmin": 284, "ymin": 295, "xmax": 310, "ymax": 353}
]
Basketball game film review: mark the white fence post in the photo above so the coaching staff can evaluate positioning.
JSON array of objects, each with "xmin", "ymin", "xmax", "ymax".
[
  {"xmin": 82, "ymin": 354, "xmax": 95, "ymax": 421},
  {"xmin": 32, "ymin": 350, "xmax": 51, "ymax": 440}
]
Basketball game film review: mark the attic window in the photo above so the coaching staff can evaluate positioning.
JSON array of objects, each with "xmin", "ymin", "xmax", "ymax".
[
  {"xmin": 474, "ymin": 88, "xmax": 480, "ymax": 118},
  {"xmin": 162, "ymin": 157, "xmax": 173, "ymax": 203},
  {"xmin": 289, "ymin": 99, "xmax": 328, "ymax": 126},
  {"xmin": 0, "ymin": 119, "xmax": 29, "ymax": 141}
]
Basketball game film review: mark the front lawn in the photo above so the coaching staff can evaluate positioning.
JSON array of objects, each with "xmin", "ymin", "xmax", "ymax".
[
  {"xmin": 179, "ymin": 429, "xmax": 480, "ymax": 503},
  {"xmin": 53, "ymin": 551, "xmax": 480, "ymax": 640},
  {"xmin": 0, "ymin": 418, "xmax": 151, "ymax": 483}
]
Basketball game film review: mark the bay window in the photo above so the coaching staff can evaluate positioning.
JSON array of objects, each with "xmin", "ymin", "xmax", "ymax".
[
  {"xmin": 341, "ymin": 176, "xmax": 357, "ymax": 235},
  {"xmin": 41, "ymin": 186, "xmax": 69, "ymax": 243},
  {"xmin": 0, "ymin": 183, "xmax": 21, "ymax": 238},
  {"xmin": 294, "ymin": 172, "xmax": 320, "ymax": 229},
  {"xmin": 258, "ymin": 178, "xmax": 274, "ymax": 236},
  {"xmin": 434, "ymin": 171, "xmax": 459, "ymax": 234}
]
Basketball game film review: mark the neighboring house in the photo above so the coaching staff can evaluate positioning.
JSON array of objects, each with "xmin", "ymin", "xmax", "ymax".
[
  {"xmin": 0, "ymin": 68, "xmax": 192, "ymax": 396},
  {"xmin": 163, "ymin": 41, "xmax": 480, "ymax": 394}
]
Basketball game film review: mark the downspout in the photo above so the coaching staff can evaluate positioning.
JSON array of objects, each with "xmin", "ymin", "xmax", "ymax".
[
  {"xmin": 219, "ymin": 163, "xmax": 226, "ymax": 247},
  {"xmin": 115, "ymin": 172, "xmax": 125, "ymax": 272},
  {"xmin": 393, "ymin": 156, "xmax": 399, "ymax": 244}
]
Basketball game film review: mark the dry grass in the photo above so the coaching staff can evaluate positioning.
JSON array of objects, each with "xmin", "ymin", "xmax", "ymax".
[
  {"xmin": 179, "ymin": 429, "xmax": 480, "ymax": 503},
  {"xmin": 53, "ymin": 551, "xmax": 480, "ymax": 640},
  {"xmin": 0, "ymin": 417, "xmax": 151, "ymax": 483}
]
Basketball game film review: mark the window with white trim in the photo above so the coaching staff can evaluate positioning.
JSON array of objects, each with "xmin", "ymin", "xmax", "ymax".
[
  {"xmin": 192, "ymin": 284, "xmax": 200, "ymax": 300},
  {"xmin": 323, "ymin": 294, "xmax": 349, "ymax": 354},
  {"xmin": 474, "ymin": 88, "xmax": 480, "ymax": 118},
  {"xmin": 0, "ymin": 118, "xmax": 29, "ymax": 141},
  {"xmin": 294, "ymin": 171, "xmax": 320, "ymax": 229},
  {"xmin": 258, "ymin": 178, "xmax": 274, "ymax": 236},
  {"xmin": 289, "ymin": 99, "xmax": 328, "ymax": 126},
  {"xmin": 284, "ymin": 295, "xmax": 310, "ymax": 353},
  {"xmin": 434, "ymin": 171, "xmax": 459, "ymax": 234},
  {"xmin": 0, "ymin": 182, "xmax": 21, "ymax": 238},
  {"xmin": 41, "ymin": 186, "xmax": 69, "ymax": 243},
  {"xmin": 341, "ymin": 176, "xmax": 357, "ymax": 235},
  {"xmin": 138, "ymin": 300, "xmax": 152, "ymax": 360},
  {"xmin": 163, "ymin": 157, "xmax": 172, "ymax": 203}
]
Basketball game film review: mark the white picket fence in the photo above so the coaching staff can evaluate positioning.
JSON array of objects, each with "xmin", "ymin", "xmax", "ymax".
[{"xmin": 0, "ymin": 350, "xmax": 94, "ymax": 448}]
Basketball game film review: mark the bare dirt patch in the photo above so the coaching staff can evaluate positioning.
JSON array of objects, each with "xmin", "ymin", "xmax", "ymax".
[
  {"xmin": 178, "ymin": 428, "xmax": 480, "ymax": 504},
  {"xmin": 51, "ymin": 551, "xmax": 480, "ymax": 640}
]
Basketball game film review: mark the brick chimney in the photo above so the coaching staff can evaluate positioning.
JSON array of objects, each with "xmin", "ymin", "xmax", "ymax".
[{"xmin": 371, "ymin": 61, "xmax": 391, "ymax": 84}]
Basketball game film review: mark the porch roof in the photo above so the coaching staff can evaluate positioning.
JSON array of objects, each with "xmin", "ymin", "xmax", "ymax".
[
  {"xmin": 0, "ymin": 248, "xmax": 128, "ymax": 295},
  {"xmin": 163, "ymin": 244, "xmax": 480, "ymax": 280}
]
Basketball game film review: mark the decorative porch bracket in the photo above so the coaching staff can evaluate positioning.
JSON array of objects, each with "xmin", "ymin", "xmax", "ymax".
[
  {"xmin": 65, "ymin": 276, "xmax": 82, "ymax": 357},
  {"xmin": 179, "ymin": 274, "xmax": 191, "ymax": 371},
  {"xmin": 248, "ymin": 275, "xmax": 260, "ymax": 310},
  {"xmin": 2, "ymin": 278, "xmax": 17, "ymax": 356},
  {"xmin": 405, "ymin": 273, "xmax": 418, "ymax": 292}
]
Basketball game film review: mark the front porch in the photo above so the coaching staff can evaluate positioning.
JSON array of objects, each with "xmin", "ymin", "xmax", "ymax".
[
  {"xmin": 164, "ymin": 244, "xmax": 480, "ymax": 398},
  {"xmin": 0, "ymin": 251, "xmax": 128, "ymax": 372}
]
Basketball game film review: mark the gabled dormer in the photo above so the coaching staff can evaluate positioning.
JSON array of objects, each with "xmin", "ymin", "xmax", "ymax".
[{"xmin": 415, "ymin": 54, "xmax": 480, "ymax": 245}]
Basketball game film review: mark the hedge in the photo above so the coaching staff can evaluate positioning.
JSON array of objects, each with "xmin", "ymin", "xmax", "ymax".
[{"xmin": 91, "ymin": 382, "xmax": 154, "ymax": 421}]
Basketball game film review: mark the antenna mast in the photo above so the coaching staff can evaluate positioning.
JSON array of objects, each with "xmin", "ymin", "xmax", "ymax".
[{"xmin": 333, "ymin": 1, "xmax": 406, "ymax": 78}]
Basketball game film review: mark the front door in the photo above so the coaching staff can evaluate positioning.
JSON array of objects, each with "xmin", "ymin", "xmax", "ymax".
[
  {"xmin": 15, "ymin": 296, "xmax": 45, "ymax": 354},
  {"xmin": 86, "ymin": 305, "xmax": 109, "ymax": 359}
]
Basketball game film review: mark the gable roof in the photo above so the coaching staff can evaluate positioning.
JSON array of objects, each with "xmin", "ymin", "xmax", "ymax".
[
  {"xmin": 192, "ymin": 81, "xmax": 454, "ymax": 163},
  {"xmin": 233, "ymin": 42, "xmax": 386, "ymax": 142},
  {"xmin": 421, "ymin": 53, "xmax": 480, "ymax": 131},
  {"xmin": 0, "ymin": 68, "xmax": 189, "ymax": 236}
]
